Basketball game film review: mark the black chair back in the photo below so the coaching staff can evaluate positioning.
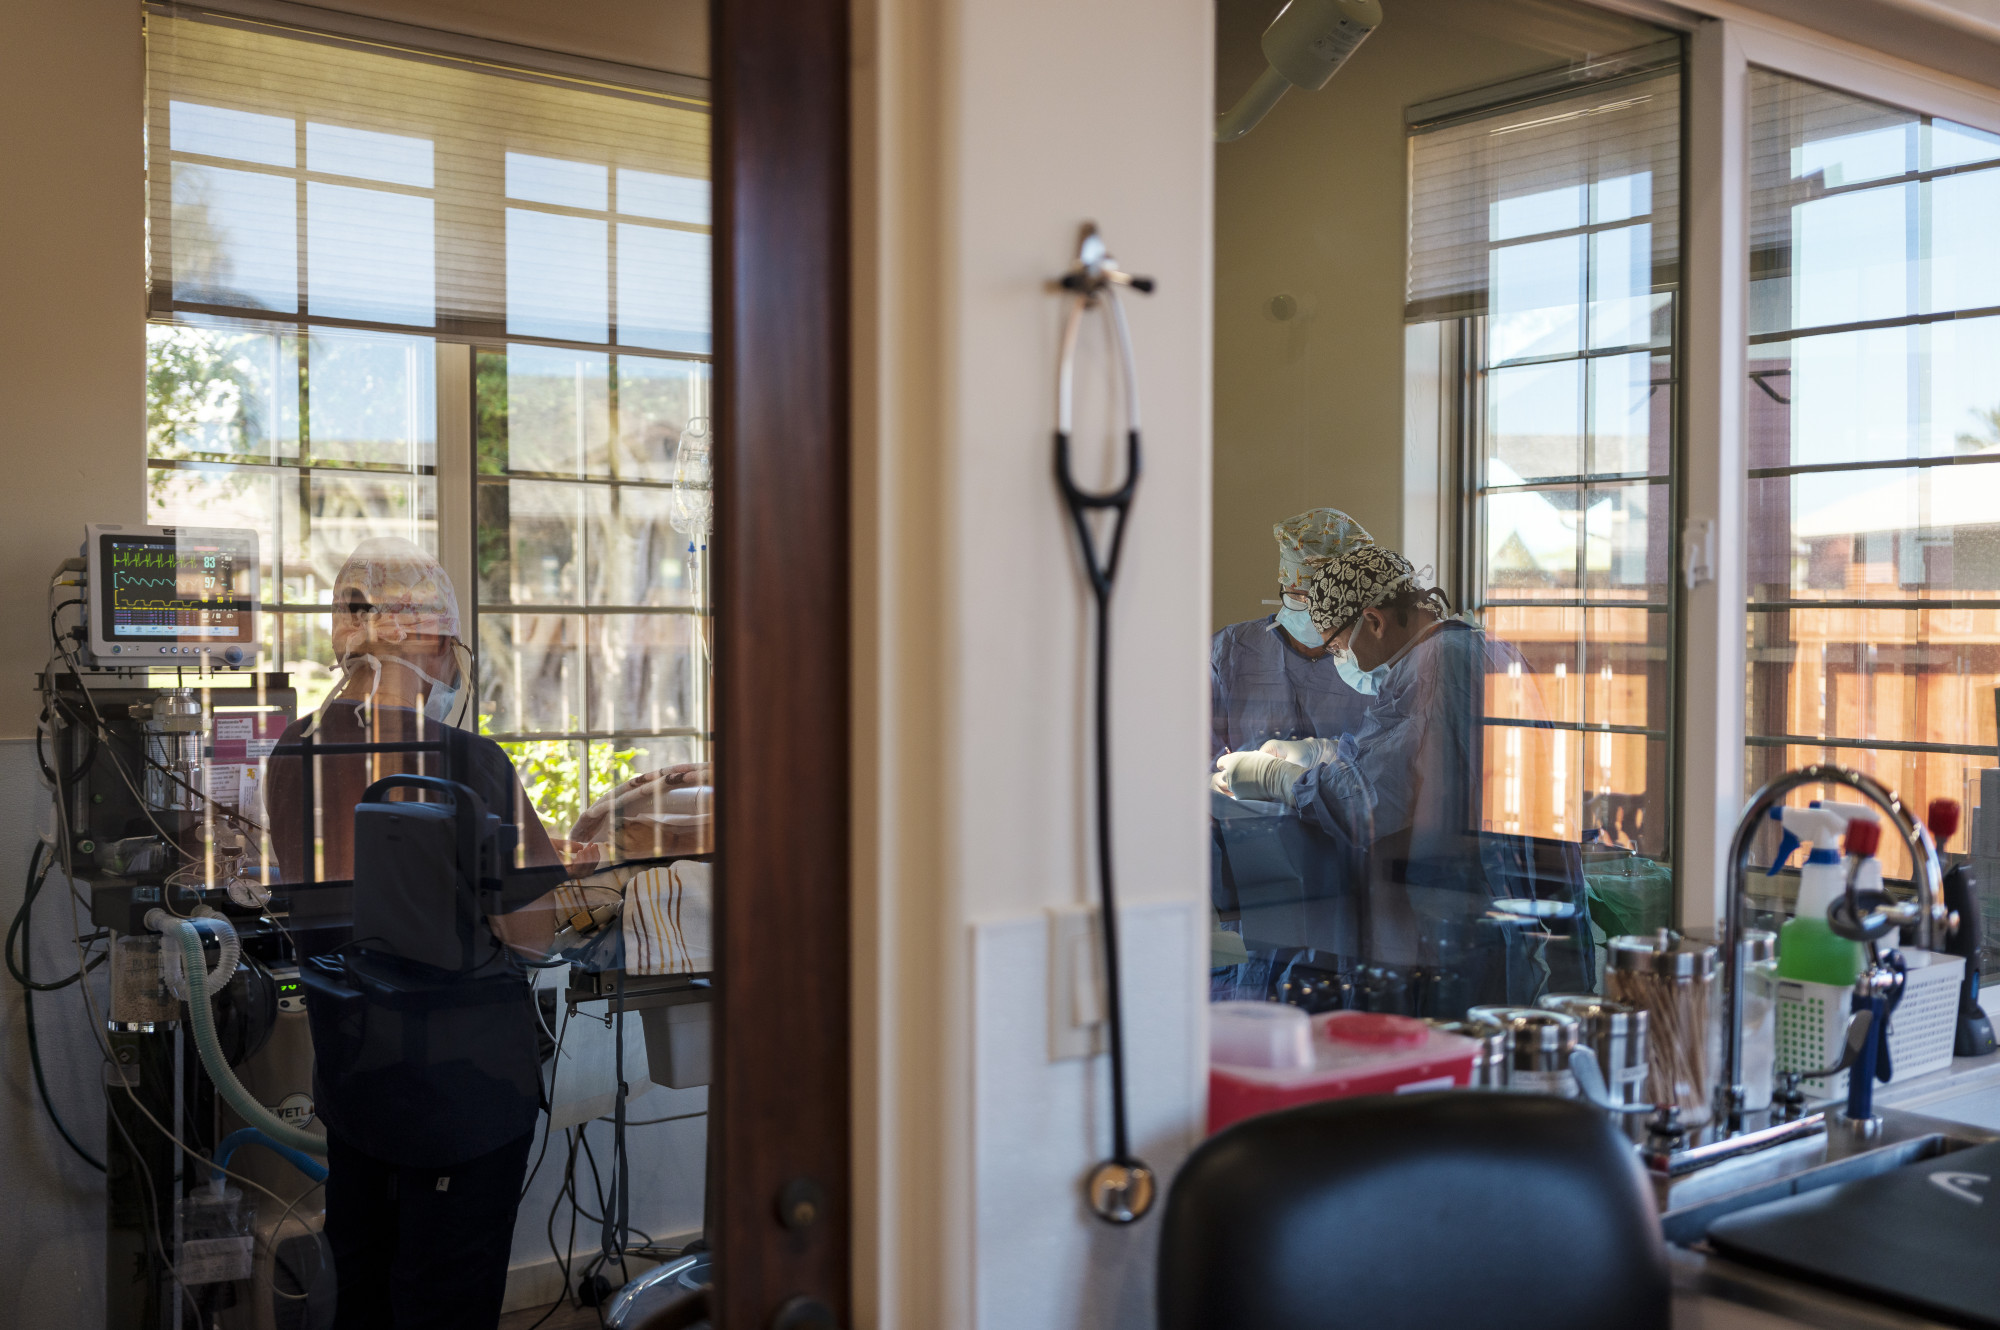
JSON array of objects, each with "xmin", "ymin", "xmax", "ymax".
[{"xmin": 1158, "ymin": 1091, "xmax": 1669, "ymax": 1330}]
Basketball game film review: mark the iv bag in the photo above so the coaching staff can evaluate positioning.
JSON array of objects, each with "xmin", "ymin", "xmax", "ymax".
[{"xmin": 671, "ymin": 418, "xmax": 712, "ymax": 539}]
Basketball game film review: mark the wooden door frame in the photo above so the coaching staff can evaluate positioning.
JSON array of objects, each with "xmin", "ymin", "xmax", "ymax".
[{"xmin": 711, "ymin": 0, "xmax": 852, "ymax": 1324}]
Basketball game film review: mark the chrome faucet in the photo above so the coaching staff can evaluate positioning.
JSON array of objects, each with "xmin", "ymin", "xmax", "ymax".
[{"xmin": 1718, "ymin": 765, "xmax": 1952, "ymax": 1130}]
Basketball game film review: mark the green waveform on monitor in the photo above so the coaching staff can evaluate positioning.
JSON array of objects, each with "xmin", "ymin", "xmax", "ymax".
[
  {"xmin": 111, "ymin": 548, "xmax": 231, "ymax": 571},
  {"xmin": 114, "ymin": 573, "xmax": 177, "ymax": 588}
]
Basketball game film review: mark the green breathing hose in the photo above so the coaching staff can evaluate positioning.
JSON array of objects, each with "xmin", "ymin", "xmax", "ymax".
[{"xmin": 169, "ymin": 917, "xmax": 328, "ymax": 1158}]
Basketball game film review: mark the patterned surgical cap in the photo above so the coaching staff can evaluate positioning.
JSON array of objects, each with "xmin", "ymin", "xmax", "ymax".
[
  {"xmin": 1275, "ymin": 509, "xmax": 1373, "ymax": 589},
  {"xmin": 1307, "ymin": 545, "xmax": 1423, "ymax": 639},
  {"xmin": 331, "ymin": 536, "xmax": 460, "ymax": 646}
]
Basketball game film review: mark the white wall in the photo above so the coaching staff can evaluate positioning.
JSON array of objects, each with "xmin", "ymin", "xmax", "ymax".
[{"xmin": 852, "ymin": 0, "xmax": 1214, "ymax": 1324}]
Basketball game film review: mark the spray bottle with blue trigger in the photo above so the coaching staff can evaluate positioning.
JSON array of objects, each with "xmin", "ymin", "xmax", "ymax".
[{"xmin": 1765, "ymin": 803, "xmax": 1873, "ymax": 987}]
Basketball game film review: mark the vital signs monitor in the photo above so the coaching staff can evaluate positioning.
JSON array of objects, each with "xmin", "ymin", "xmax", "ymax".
[{"xmin": 85, "ymin": 524, "xmax": 260, "ymax": 666}]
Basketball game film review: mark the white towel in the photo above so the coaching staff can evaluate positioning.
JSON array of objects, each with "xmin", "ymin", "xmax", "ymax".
[{"xmin": 620, "ymin": 861, "xmax": 713, "ymax": 975}]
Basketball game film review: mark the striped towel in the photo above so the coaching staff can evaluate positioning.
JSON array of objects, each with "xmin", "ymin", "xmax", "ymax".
[{"xmin": 620, "ymin": 861, "xmax": 712, "ymax": 975}]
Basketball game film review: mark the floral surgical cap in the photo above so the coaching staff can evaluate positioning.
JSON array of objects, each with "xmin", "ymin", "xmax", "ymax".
[
  {"xmin": 331, "ymin": 536, "xmax": 461, "ymax": 646},
  {"xmin": 1306, "ymin": 544, "xmax": 1423, "ymax": 639},
  {"xmin": 1275, "ymin": 509, "xmax": 1373, "ymax": 589}
]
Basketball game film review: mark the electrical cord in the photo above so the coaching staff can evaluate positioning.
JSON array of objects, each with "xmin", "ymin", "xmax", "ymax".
[
  {"xmin": 606, "ymin": 1109, "xmax": 706, "ymax": 1128},
  {"xmin": 519, "ymin": 1003, "xmax": 571, "ymax": 1203},
  {"xmin": 14, "ymin": 843, "xmax": 107, "ymax": 1173}
]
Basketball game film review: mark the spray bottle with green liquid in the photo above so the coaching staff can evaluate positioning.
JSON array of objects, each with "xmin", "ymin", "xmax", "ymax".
[{"xmin": 1765, "ymin": 803, "xmax": 1873, "ymax": 987}]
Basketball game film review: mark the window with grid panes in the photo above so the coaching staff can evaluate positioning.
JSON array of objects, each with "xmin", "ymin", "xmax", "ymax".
[
  {"xmin": 1407, "ymin": 53, "xmax": 1681, "ymax": 867},
  {"xmin": 1745, "ymin": 70, "xmax": 2000, "ymax": 898},
  {"xmin": 143, "ymin": 8, "xmax": 712, "ymax": 825}
]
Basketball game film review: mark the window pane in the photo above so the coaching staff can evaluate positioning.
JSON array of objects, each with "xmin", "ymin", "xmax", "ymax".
[
  {"xmin": 1584, "ymin": 481, "xmax": 1665, "ymax": 602},
  {"xmin": 1748, "ymin": 607, "xmax": 2000, "ymax": 750},
  {"xmin": 1583, "ymin": 735, "xmax": 1668, "ymax": 855},
  {"xmin": 587, "ymin": 485, "xmax": 697, "ymax": 607},
  {"xmin": 618, "ymin": 169, "xmax": 709, "ymax": 225},
  {"xmin": 1582, "ymin": 606, "xmax": 1667, "ymax": 732},
  {"xmin": 617, "ymin": 224, "xmax": 710, "ymax": 354},
  {"xmin": 1752, "ymin": 316, "xmax": 2000, "ymax": 468},
  {"xmin": 306, "ymin": 329, "xmax": 435, "ymax": 467},
  {"xmin": 505, "ymin": 152, "xmax": 607, "ymax": 210},
  {"xmin": 1486, "ymin": 484, "xmax": 1579, "ymax": 595},
  {"xmin": 1929, "ymin": 168, "xmax": 2000, "ymax": 314},
  {"xmin": 477, "ymin": 478, "xmax": 585, "ymax": 607},
  {"xmin": 1490, "ymin": 234, "xmax": 1582, "ymax": 362},
  {"xmin": 1488, "ymin": 359, "xmax": 1580, "ymax": 482},
  {"xmin": 617, "ymin": 355, "xmax": 710, "ymax": 482},
  {"xmin": 587, "ymin": 613, "xmax": 699, "ymax": 733},
  {"xmin": 1482, "ymin": 605, "xmax": 1580, "ymax": 724},
  {"xmin": 496, "ymin": 738, "xmax": 590, "ymax": 838},
  {"xmin": 1792, "ymin": 184, "xmax": 1913, "ymax": 329},
  {"xmin": 1750, "ymin": 466, "xmax": 2000, "ymax": 600},
  {"xmin": 1492, "ymin": 183, "xmax": 1582, "ymax": 241},
  {"xmin": 479, "ymin": 612, "xmax": 585, "ymax": 735},
  {"xmin": 147, "ymin": 322, "xmax": 300, "ymax": 460},
  {"xmin": 306, "ymin": 182, "xmax": 435, "ymax": 325},
  {"xmin": 170, "ymin": 100, "xmax": 294, "ymax": 166},
  {"xmin": 1930, "ymin": 119, "xmax": 2000, "ymax": 170},
  {"xmin": 1586, "ymin": 224, "xmax": 1665, "ymax": 350},
  {"xmin": 306, "ymin": 122, "xmax": 433, "ymax": 188},
  {"xmin": 494, "ymin": 345, "xmax": 611, "ymax": 477},
  {"xmin": 506, "ymin": 210, "xmax": 608, "ymax": 343},
  {"xmin": 1586, "ymin": 352, "xmax": 1668, "ymax": 478},
  {"xmin": 171, "ymin": 163, "xmax": 297, "ymax": 311}
]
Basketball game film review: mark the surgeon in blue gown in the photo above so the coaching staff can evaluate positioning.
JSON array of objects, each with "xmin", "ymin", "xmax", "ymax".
[
  {"xmin": 1209, "ymin": 509, "xmax": 1383, "ymax": 1005},
  {"xmin": 1214, "ymin": 544, "xmax": 1590, "ymax": 1017},
  {"xmin": 1211, "ymin": 508, "xmax": 1380, "ymax": 761}
]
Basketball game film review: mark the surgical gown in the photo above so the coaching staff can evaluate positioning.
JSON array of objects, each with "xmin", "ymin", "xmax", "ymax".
[
  {"xmin": 1288, "ymin": 619, "xmax": 1591, "ymax": 1015},
  {"xmin": 1210, "ymin": 616, "xmax": 1372, "ymax": 1003},
  {"xmin": 1211, "ymin": 615, "xmax": 1371, "ymax": 760}
]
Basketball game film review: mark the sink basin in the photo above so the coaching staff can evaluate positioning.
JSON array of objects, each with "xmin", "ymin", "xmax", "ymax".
[{"xmin": 1660, "ymin": 1108, "xmax": 1999, "ymax": 1250}]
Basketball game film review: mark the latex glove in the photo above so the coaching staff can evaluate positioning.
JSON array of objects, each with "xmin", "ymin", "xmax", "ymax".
[
  {"xmin": 1212, "ymin": 750, "xmax": 1305, "ymax": 806},
  {"xmin": 1260, "ymin": 737, "xmax": 1337, "ymax": 768},
  {"xmin": 570, "ymin": 764, "xmax": 715, "ymax": 843}
]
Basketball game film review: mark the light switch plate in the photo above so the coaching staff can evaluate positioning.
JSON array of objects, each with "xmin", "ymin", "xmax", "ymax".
[{"xmin": 1047, "ymin": 904, "xmax": 1106, "ymax": 1062}]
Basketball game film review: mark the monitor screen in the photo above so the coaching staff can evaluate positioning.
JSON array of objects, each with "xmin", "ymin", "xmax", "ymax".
[{"xmin": 98, "ymin": 530, "xmax": 257, "ymax": 645}]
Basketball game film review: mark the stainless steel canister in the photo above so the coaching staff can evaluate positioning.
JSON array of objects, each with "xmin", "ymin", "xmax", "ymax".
[
  {"xmin": 1605, "ymin": 931, "xmax": 1720, "ymax": 1127},
  {"xmin": 1428, "ymin": 1017, "xmax": 1510, "ymax": 1088},
  {"xmin": 1468, "ymin": 1006, "xmax": 1581, "ymax": 1098},
  {"xmin": 1537, "ymin": 994, "xmax": 1649, "ymax": 1110},
  {"xmin": 142, "ymin": 688, "xmax": 206, "ymax": 813}
]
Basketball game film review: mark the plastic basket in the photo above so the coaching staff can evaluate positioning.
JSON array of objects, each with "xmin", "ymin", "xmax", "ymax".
[{"xmin": 1774, "ymin": 948, "xmax": 1963, "ymax": 1102}]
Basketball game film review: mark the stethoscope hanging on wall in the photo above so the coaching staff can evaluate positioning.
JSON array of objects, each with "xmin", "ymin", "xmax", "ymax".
[{"xmin": 1053, "ymin": 224, "xmax": 1157, "ymax": 1225}]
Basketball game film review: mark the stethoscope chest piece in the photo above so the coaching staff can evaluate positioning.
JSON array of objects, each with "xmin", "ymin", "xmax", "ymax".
[{"xmin": 1086, "ymin": 1158, "xmax": 1157, "ymax": 1225}]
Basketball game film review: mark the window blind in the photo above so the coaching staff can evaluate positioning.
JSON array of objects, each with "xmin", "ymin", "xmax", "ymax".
[
  {"xmin": 1406, "ymin": 66, "xmax": 1680, "ymax": 323},
  {"xmin": 146, "ymin": 5, "xmax": 712, "ymax": 354}
]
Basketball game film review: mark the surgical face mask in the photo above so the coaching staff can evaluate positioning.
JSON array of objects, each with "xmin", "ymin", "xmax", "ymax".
[
  {"xmin": 1274, "ymin": 593, "xmax": 1323, "ymax": 649},
  {"xmin": 385, "ymin": 651, "xmax": 466, "ymax": 727},
  {"xmin": 1331, "ymin": 645, "xmax": 1388, "ymax": 696}
]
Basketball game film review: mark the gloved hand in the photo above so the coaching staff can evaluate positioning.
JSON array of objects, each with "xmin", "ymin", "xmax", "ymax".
[
  {"xmin": 1260, "ymin": 737, "xmax": 1337, "ymax": 767},
  {"xmin": 1212, "ymin": 750, "xmax": 1305, "ymax": 805}
]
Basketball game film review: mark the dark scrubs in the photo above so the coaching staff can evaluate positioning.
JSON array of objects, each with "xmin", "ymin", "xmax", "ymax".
[{"xmin": 266, "ymin": 700, "xmax": 559, "ymax": 1330}]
